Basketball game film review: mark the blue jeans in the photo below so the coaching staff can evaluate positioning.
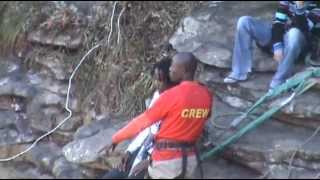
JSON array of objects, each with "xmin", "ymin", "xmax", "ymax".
[{"xmin": 229, "ymin": 16, "xmax": 306, "ymax": 89}]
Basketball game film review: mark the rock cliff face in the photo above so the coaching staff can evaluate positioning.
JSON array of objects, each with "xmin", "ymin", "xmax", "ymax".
[{"xmin": 0, "ymin": 1, "xmax": 319, "ymax": 179}]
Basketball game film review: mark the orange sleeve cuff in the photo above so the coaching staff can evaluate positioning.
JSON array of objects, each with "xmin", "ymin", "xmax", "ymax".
[{"xmin": 112, "ymin": 112, "xmax": 151, "ymax": 144}]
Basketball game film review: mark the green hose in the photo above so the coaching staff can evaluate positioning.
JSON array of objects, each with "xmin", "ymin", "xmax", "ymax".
[{"xmin": 201, "ymin": 68, "xmax": 320, "ymax": 161}]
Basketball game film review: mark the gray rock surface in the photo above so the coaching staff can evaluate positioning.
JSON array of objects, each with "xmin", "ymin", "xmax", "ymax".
[
  {"xmin": 28, "ymin": 142, "xmax": 62, "ymax": 171},
  {"xmin": 170, "ymin": 1, "xmax": 279, "ymax": 72},
  {"xmin": 0, "ymin": 111, "xmax": 19, "ymax": 129},
  {"xmin": 73, "ymin": 117, "xmax": 112, "ymax": 140},
  {"xmin": 52, "ymin": 157, "xmax": 84, "ymax": 179},
  {"xmin": 204, "ymin": 96, "xmax": 320, "ymax": 178},
  {"xmin": 62, "ymin": 126, "xmax": 117, "ymax": 163},
  {"xmin": 33, "ymin": 54, "xmax": 72, "ymax": 81},
  {"xmin": 28, "ymin": 30, "xmax": 83, "ymax": 50},
  {"xmin": 0, "ymin": 77, "xmax": 37, "ymax": 99},
  {"xmin": 199, "ymin": 65, "xmax": 320, "ymax": 128},
  {"xmin": 0, "ymin": 128, "xmax": 19, "ymax": 145}
]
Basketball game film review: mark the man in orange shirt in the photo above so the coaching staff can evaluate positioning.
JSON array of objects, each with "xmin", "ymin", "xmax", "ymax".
[{"xmin": 105, "ymin": 52, "xmax": 213, "ymax": 178}]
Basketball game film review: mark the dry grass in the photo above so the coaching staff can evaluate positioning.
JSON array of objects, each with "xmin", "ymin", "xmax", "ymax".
[
  {"xmin": 0, "ymin": 2, "xmax": 47, "ymax": 56},
  {"xmin": 0, "ymin": 1, "xmax": 200, "ymax": 119},
  {"xmin": 72, "ymin": 1, "xmax": 201, "ymax": 119}
]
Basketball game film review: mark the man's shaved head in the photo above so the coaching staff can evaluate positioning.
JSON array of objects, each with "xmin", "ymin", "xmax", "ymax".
[
  {"xmin": 169, "ymin": 52, "xmax": 198, "ymax": 83},
  {"xmin": 173, "ymin": 52, "xmax": 198, "ymax": 75}
]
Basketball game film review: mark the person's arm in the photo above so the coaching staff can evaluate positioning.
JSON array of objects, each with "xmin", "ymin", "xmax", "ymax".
[
  {"xmin": 112, "ymin": 113, "xmax": 154, "ymax": 144},
  {"xmin": 292, "ymin": 1, "xmax": 309, "ymax": 33},
  {"xmin": 126, "ymin": 91, "xmax": 161, "ymax": 153},
  {"xmin": 272, "ymin": 1, "xmax": 291, "ymax": 61},
  {"xmin": 307, "ymin": 6, "xmax": 320, "ymax": 26},
  {"xmin": 112, "ymin": 91, "xmax": 173, "ymax": 145}
]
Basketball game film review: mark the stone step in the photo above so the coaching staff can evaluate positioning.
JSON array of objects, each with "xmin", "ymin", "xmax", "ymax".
[
  {"xmin": 199, "ymin": 66, "xmax": 320, "ymax": 129},
  {"xmin": 206, "ymin": 97, "xmax": 320, "ymax": 178},
  {"xmin": 28, "ymin": 29, "xmax": 83, "ymax": 50},
  {"xmin": 193, "ymin": 157, "xmax": 260, "ymax": 179}
]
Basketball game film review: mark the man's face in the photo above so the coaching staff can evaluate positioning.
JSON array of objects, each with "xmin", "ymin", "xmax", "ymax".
[{"xmin": 169, "ymin": 58, "xmax": 184, "ymax": 83}]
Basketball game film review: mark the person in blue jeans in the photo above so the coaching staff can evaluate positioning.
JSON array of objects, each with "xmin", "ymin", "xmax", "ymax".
[{"xmin": 224, "ymin": 1, "xmax": 320, "ymax": 92}]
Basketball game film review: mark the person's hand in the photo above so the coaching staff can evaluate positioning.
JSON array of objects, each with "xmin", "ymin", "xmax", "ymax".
[
  {"xmin": 273, "ymin": 49, "xmax": 283, "ymax": 63},
  {"xmin": 116, "ymin": 152, "xmax": 131, "ymax": 172},
  {"xmin": 130, "ymin": 159, "xmax": 149, "ymax": 176},
  {"xmin": 102, "ymin": 143, "xmax": 118, "ymax": 156}
]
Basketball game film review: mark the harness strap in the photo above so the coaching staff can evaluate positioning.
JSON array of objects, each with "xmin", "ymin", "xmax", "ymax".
[
  {"xmin": 154, "ymin": 141, "xmax": 204, "ymax": 179},
  {"xmin": 177, "ymin": 147, "xmax": 188, "ymax": 179},
  {"xmin": 195, "ymin": 147, "xmax": 204, "ymax": 179},
  {"xmin": 155, "ymin": 141, "xmax": 194, "ymax": 150}
]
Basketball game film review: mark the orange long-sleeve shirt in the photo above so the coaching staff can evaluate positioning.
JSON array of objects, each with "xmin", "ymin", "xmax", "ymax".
[{"xmin": 112, "ymin": 81, "xmax": 213, "ymax": 161}]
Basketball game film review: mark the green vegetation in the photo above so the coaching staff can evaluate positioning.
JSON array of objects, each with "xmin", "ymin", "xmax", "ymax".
[{"xmin": 0, "ymin": 2, "xmax": 46, "ymax": 55}]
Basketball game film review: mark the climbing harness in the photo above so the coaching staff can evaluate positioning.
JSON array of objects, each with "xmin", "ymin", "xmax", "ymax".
[{"xmin": 154, "ymin": 140, "xmax": 204, "ymax": 179}]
